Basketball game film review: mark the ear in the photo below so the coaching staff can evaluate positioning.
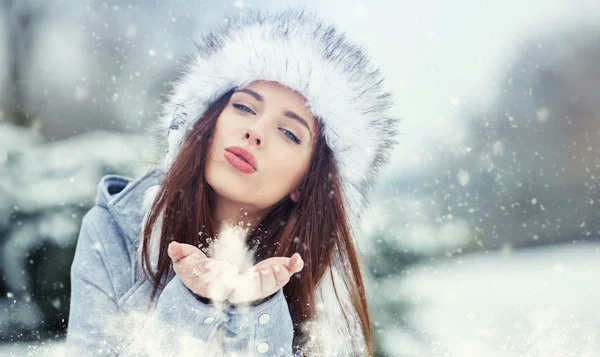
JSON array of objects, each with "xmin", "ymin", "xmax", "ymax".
[{"xmin": 290, "ymin": 188, "xmax": 301, "ymax": 203}]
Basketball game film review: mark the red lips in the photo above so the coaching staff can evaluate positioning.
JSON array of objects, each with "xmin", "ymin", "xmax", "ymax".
[{"xmin": 224, "ymin": 146, "xmax": 258, "ymax": 171}]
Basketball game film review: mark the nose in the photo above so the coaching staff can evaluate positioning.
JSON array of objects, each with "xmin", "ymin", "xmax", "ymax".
[{"xmin": 244, "ymin": 127, "xmax": 263, "ymax": 147}]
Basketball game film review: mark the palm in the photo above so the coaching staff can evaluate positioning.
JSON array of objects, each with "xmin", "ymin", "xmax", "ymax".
[
  {"xmin": 169, "ymin": 242, "xmax": 303, "ymax": 304},
  {"xmin": 228, "ymin": 253, "xmax": 304, "ymax": 304},
  {"xmin": 168, "ymin": 242, "xmax": 239, "ymax": 301},
  {"xmin": 251, "ymin": 253, "xmax": 301, "ymax": 271}
]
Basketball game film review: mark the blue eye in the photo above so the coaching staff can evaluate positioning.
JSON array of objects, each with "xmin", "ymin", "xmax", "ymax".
[
  {"xmin": 233, "ymin": 103, "xmax": 301, "ymax": 144},
  {"xmin": 233, "ymin": 103, "xmax": 255, "ymax": 114},
  {"xmin": 281, "ymin": 129, "xmax": 301, "ymax": 144}
]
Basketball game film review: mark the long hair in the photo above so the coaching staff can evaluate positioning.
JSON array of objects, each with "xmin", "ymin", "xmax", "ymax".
[{"xmin": 140, "ymin": 88, "xmax": 374, "ymax": 355}]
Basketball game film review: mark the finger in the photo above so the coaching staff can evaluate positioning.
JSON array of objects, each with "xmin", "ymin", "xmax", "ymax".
[
  {"xmin": 288, "ymin": 253, "xmax": 304, "ymax": 273},
  {"xmin": 175, "ymin": 255, "xmax": 209, "ymax": 275},
  {"xmin": 183, "ymin": 260, "xmax": 232, "ymax": 282},
  {"xmin": 167, "ymin": 241, "xmax": 184, "ymax": 262},
  {"xmin": 259, "ymin": 267, "xmax": 276, "ymax": 293},
  {"xmin": 171, "ymin": 252, "xmax": 196, "ymax": 276},
  {"xmin": 168, "ymin": 242, "xmax": 207, "ymax": 263},
  {"xmin": 272, "ymin": 265, "xmax": 291, "ymax": 286},
  {"xmin": 179, "ymin": 243, "xmax": 207, "ymax": 260},
  {"xmin": 252, "ymin": 257, "xmax": 291, "ymax": 271}
]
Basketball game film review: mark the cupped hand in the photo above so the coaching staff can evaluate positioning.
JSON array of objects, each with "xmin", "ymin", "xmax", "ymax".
[
  {"xmin": 227, "ymin": 253, "xmax": 304, "ymax": 304},
  {"xmin": 168, "ymin": 242, "xmax": 304, "ymax": 305},
  {"xmin": 167, "ymin": 241, "xmax": 240, "ymax": 301}
]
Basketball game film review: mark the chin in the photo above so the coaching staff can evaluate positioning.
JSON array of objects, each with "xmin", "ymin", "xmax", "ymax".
[
  {"xmin": 208, "ymin": 177, "xmax": 255, "ymax": 208},
  {"xmin": 206, "ymin": 165, "xmax": 286, "ymax": 211}
]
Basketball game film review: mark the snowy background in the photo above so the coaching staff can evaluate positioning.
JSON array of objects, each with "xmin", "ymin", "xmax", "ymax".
[{"xmin": 1, "ymin": 0, "xmax": 599, "ymax": 356}]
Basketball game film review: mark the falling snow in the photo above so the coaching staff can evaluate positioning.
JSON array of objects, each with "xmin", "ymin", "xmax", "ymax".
[{"xmin": 2, "ymin": 0, "xmax": 600, "ymax": 356}]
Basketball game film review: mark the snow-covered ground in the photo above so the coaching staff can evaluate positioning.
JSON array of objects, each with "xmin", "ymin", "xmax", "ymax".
[
  {"xmin": 0, "ymin": 341, "xmax": 65, "ymax": 357},
  {"xmin": 2, "ymin": 242, "xmax": 598, "ymax": 356},
  {"xmin": 377, "ymin": 242, "xmax": 600, "ymax": 357}
]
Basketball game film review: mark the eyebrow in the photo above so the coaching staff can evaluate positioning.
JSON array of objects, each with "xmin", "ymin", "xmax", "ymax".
[{"xmin": 234, "ymin": 88, "xmax": 313, "ymax": 139}]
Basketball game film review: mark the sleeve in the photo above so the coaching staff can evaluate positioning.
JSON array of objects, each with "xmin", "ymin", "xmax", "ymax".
[
  {"xmin": 66, "ymin": 212, "xmax": 298, "ymax": 357},
  {"xmin": 65, "ymin": 214, "xmax": 230, "ymax": 357}
]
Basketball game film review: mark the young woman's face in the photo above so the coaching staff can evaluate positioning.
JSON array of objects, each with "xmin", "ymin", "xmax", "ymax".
[{"xmin": 205, "ymin": 80, "xmax": 318, "ymax": 214}]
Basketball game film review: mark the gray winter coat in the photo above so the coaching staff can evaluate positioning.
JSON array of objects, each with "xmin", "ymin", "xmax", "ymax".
[{"xmin": 66, "ymin": 169, "xmax": 295, "ymax": 356}]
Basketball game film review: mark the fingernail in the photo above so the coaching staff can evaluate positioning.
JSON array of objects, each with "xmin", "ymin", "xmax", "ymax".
[
  {"xmin": 261, "ymin": 269, "xmax": 270, "ymax": 275},
  {"xmin": 273, "ymin": 266, "xmax": 280, "ymax": 273}
]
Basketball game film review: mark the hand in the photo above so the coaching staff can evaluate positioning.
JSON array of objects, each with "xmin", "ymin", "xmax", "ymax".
[
  {"xmin": 167, "ymin": 241, "xmax": 240, "ymax": 301},
  {"xmin": 227, "ymin": 253, "xmax": 304, "ymax": 304}
]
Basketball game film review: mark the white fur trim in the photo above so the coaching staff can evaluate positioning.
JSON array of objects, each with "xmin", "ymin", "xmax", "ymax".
[{"xmin": 153, "ymin": 9, "xmax": 399, "ymax": 228}]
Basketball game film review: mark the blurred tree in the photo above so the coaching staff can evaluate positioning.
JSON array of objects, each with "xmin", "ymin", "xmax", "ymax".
[
  {"xmin": 3, "ymin": 0, "xmax": 50, "ymax": 128},
  {"xmin": 454, "ymin": 23, "xmax": 600, "ymax": 251}
]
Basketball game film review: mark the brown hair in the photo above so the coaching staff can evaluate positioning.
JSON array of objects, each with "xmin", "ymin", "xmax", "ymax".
[{"xmin": 140, "ymin": 88, "xmax": 374, "ymax": 355}]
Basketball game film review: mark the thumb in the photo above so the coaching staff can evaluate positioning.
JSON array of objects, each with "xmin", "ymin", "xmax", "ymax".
[
  {"xmin": 168, "ymin": 242, "xmax": 206, "ymax": 263},
  {"xmin": 288, "ymin": 253, "xmax": 304, "ymax": 273}
]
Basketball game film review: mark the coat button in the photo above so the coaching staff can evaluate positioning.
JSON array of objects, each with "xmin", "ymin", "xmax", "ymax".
[
  {"xmin": 257, "ymin": 342, "xmax": 269, "ymax": 354},
  {"xmin": 203, "ymin": 316, "xmax": 216, "ymax": 325},
  {"xmin": 258, "ymin": 313, "xmax": 270, "ymax": 325}
]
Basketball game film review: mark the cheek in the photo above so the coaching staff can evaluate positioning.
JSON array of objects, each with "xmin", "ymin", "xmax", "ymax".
[
  {"xmin": 209, "ymin": 119, "xmax": 232, "ymax": 156},
  {"xmin": 213, "ymin": 117, "xmax": 243, "ymax": 149},
  {"xmin": 205, "ymin": 129, "xmax": 224, "ymax": 175},
  {"xmin": 269, "ymin": 148, "xmax": 312, "ymax": 187}
]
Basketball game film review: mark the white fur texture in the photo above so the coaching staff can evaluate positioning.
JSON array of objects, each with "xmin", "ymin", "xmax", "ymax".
[{"xmin": 152, "ymin": 9, "xmax": 399, "ymax": 227}]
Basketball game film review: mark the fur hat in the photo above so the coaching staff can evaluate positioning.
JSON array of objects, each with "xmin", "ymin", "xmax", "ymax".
[
  {"xmin": 141, "ymin": 8, "xmax": 399, "ymax": 355},
  {"xmin": 152, "ymin": 9, "xmax": 399, "ymax": 228}
]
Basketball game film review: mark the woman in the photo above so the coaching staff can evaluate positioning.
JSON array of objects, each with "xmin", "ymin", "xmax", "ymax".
[{"xmin": 66, "ymin": 9, "xmax": 399, "ymax": 357}]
